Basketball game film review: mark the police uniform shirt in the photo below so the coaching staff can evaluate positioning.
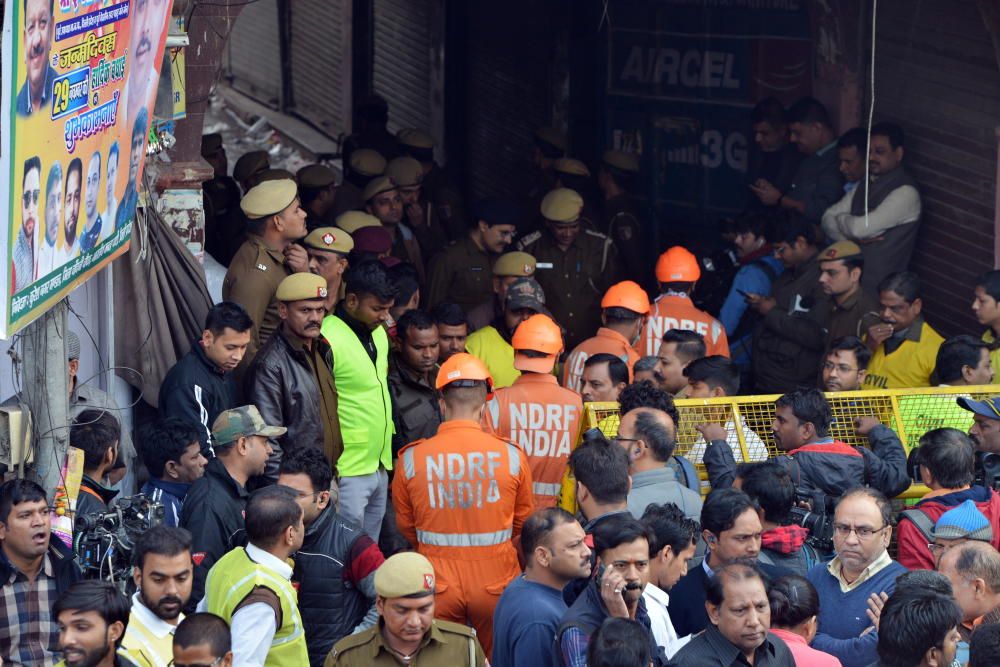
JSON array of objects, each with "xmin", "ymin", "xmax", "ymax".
[
  {"xmin": 222, "ymin": 234, "xmax": 292, "ymax": 357},
  {"xmin": 324, "ymin": 618, "xmax": 486, "ymax": 667},
  {"xmin": 426, "ymin": 235, "xmax": 495, "ymax": 311}
]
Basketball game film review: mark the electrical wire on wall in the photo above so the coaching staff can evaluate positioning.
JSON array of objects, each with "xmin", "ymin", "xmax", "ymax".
[{"xmin": 863, "ymin": 0, "xmax": 878, "ymax": 229}]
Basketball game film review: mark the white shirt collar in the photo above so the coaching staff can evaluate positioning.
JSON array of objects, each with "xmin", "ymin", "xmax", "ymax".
[
  {"xmin": 130, "ymin": 592, "xmax": 182, "ymax": 639},
  {"xmin": 642, "ymin": 582, "xmax": 670, "ymax": 607},
  {"xmin": 246, "ymin": 543, "xmax": 293, "ymax": 579}
]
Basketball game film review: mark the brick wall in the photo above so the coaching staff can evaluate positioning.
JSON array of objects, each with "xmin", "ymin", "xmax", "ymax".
[{"xmin": 873, "ymin": 0, "xmax": 1000, "ymax": 336}]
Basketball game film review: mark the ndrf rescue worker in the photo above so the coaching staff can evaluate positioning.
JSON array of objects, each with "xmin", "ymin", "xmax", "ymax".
[
  {"xmin": 392, "ymin": 354, "xmax": 534, "ymax": 658},
  {"xmin": 485, "ymin": 314, "xmax": 583, "ymax": 509},
  {"xmin": 563, "ymin": 280, "xmax": 648, "ymax": 392},
  {"xmin": 638, "ymin": 246, "xmax": 729, "ymax": 358}
]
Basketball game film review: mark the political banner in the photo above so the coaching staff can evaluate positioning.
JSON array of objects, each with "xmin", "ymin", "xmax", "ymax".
[{"xmin": 0, "ymin": 0, "xmax": 174, "ymax": 338}]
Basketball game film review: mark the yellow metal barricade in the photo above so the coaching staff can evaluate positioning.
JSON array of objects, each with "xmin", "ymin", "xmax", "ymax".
[{"xmin": 557, "ymin": 385, "xmax": 998, "ymax": 511}]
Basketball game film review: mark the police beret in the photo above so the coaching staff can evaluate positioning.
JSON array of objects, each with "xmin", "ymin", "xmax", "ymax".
[
  {"xmin": 819, "ymin": 240, "xmax": 862, "ymax": 262},
  {"xmin": 352, "ymin": 226, "xmax": 393, "ymax": 255},
  {"xmin": 240, "ymin": 179, "xmax": 297, "ymax": 219},
  {"xmin": 375, "ymin": 552, "xmax": 436, "ymax": 599},
  {"xmin": 201, "ymin": 133, "xmax": 223, "ymax": 157},
  {"xmin": 534, "ymin": 126, "xmax": 566, "ymax": 152},
  {"xmin": 363, "ymin": 176, "xmax": 397, "ymax": 202},
  {"xmin": 471, "ymin": 197, "xmax": 520, "ymax": 228},
  {"xmin": 553, "ymin": 158, "xmax": 590, "ymax": 177},
  {"xmin": 397, "ymin": 128, "xmax": 435, "ymax": 150},
  {"xmin": 493, "ymin": 252, "xmax": 537, "ymax": 277},
  {"xmin": 304, "ymin": 227, "xmax": 354, "ymax": 254},
  {"xmin": 336, "ymin": 211, "xmax": 382, "ymax": 234},
  {"xmin": 602, "ymin": 149, "xmax": 640, "ymax": 173},
  {"xmin": 233, "ymin": 150, "xmax": 270, "ymax": 183},
  {"xmin": 385, "ymin": 157, "xmax": 424, "ymax": 188},
  {"xmin": 296, "ymin": 164, "xmax": 337, "ymax": 189},
  {"xmin": 276, "ymin": 273, "xmax": 329, "ymax": 302},
  {"xmin": 540, "ymin": 188, "xmax": 583, "ymax": 224},
  {"xmin": 349, "ymin": 149, "xmax": 387, "ymax": 177}
]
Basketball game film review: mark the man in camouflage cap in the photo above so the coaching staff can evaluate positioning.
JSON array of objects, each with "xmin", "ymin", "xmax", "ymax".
[
  {"xmin": 248, "ymin": 273, "xmax": 341, "ymax": 481},
  {"xmin": 518, "ymin": 188, "xmax": 620, "ymax": 350},
  {"xmin": 324, "ymin": 552, "xmax": 486, "ymax": 666},
  {"xmin": 297, "ymin": 163, "xmax": 339, "ymax": 231},
  {"xmin": 466, "ymin": 251, "xmax": 538, "ymax": 332},
  {"xmin": 465, "ymin": 277, "xmax": 547, "ymax": 389},
  {"xmin": 179, "ymin": 405, "xmax": 283, "ymax": 611},
  {"xmin": 304, "ymin": 226, "xmax": 354, "ymax": 312}
]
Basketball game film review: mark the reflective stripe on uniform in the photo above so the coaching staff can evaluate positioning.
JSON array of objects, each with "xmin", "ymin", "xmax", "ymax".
[
  {"xmin": 402, "ymin": 448, "xmax": 416, "ymax": 480},
  {"xmin": 505, "ymin": 443, "xmax": 520, "ymax": 476},
  {"xmin": 486, "ymin": 397, "xmax": 500, "ymax": 427},
  {"xmin": 416, "ymin": 528, "xmax": 513, "ymax": 547},
  {"xmin": 533, "ymin": 482, "xmax": 561, "ymax": 497}
]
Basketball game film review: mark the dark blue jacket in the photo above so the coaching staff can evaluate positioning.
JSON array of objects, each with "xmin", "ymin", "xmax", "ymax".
[{"xmin": 141, "ymin": 478, "xmax": 191, "ymax": 527}]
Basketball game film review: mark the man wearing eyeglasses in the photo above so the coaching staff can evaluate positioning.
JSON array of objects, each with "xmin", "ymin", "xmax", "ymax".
[
  {"xmin": 806, "ymin": 488, "xmax": 907, "ymax": 667},
  {"xmin": 13, "ymin": 157, "xmax": 41, "ymax": 294}
]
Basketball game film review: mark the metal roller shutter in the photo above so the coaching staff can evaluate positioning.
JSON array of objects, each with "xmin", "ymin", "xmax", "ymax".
[
  {"xmin": 289, "ymin": 0, "xmax": 351, "ymax": 137},
  {"xmin": 224, "ymin": 0, "xmax": 283, "ymax": 108},
  {"xmin": 372, "ymin": 0, "xmax": 432, "ymax": 134}
]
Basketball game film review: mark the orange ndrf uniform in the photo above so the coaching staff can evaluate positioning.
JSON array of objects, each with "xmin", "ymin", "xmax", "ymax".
[
  {"xmin": 638, "ymin": 294, "xmax": 729, "ymax": 357},
  {"xmin": 562, "ymin": 327, "xmax": 640, "ymax": 392}
]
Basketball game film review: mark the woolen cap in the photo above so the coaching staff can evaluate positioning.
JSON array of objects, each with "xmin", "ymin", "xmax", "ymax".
[
  {"xmin": 304, "ymin": 227, "xmax": 353, "ymax": 254},
  {"xmin": 819, "ymin": 240, "xmax": 862, "ymax": 262},
  {"xmin": 363, "ymin": 176, "xmax": 397, "ymax": 202},
  {"xmin": 296, "ymin": 164, "xmax": 337, "ymax": 189},
  {"xmin": 240, "ymin": 179, "xmax": 297, "ymax": 219},
  {"xmin": 335, "ymin": 211, "xmax": 382, "ymax": 234},
  {"xmin": 375, "ymin": 552, "xmax": 436, "ymax": 598},
  {"xmin": 553, "ymin": 158, "xmax": 590, "ymax": 177},
  {"xmin": 212, "ymin": 405, "xmax": 286, "ymax": 446},
  {"xmin": 540, "ymin": 188, "xmax": 583, "ymax": 224},
  {"xmin": 932, "ymin": 499, "xmax": 994, "ymax": 542},
  {"xmin": 233, "ymin": 150, "xmax": 270, "ymax": 182},
  {"xmin": 602, "ymin": 149, "xmax": 640, "ymax": 173},
  {"xmin": 506, "ymin": 277, "xmax": 546, "ymax": 312},
  {"xmin": 493, "ymin": 252, "xmax": 536, "ymax": 277},
  {"xmin": 385, "ymin": 157, "xmax": 424, "ymax": 188},
  {"xmin": 397, "ymin": 128, "xmax": 435, "ymax": 150},
  {"xmin": 201, "ymin": 133, "xmax": 223, "ymax": 157},
  {"xmin": 352, "ymin": 226, "xmax": 393, "ymax": 255},
  {"xmin": 276, "ymin": 273, "xmax": 329, "ymax": 302},
  {"xmin": 349, "ymin": 149, "xmax": 387, "ymax": 177}
]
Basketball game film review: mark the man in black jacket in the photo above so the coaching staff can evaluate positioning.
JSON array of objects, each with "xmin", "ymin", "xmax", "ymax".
[
  {"xmin": 277, "ymin": 447, "xmax": 384, "ymax": 667},
  {"xmin": 160, "ymin": 302, "xmax": 253, "ymax": 449},
  {"xmin": 180, "ymin": 406, "xmax": 282, "ymax": 612},
  {"xmin": 703, "ymin": 388, "xmax": 910, "ymax": 505},
  {"xmin": 71, "ymin": 409, "xmax": 122, "ymax": 518},
  {"xmin": 0, "ymin": 479, "xmax": 82, "ymax": 665},
  {"xmin": 249, "ymin": 273, "xmax": 340, "ymax": 482}
]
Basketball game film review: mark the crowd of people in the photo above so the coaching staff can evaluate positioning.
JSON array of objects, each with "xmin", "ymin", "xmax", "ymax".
[{"xmin": 5, "ymin": 92, "xmax": 1000, "ymax": 667}]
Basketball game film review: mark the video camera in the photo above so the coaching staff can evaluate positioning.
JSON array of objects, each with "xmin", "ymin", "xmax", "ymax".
[
  {"xmin": 788, "ymin": 491, "xmax": 835, "ymax": 553},
  {"xmin": 975, "ymin": 451, "xmax": 1000, "ymax": 491},
  {"xmin": 73, "ymin": 494, "xmax": 163, "ymax": 592}
]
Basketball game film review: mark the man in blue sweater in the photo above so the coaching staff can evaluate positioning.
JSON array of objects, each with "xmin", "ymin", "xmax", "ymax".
[
  {"xmin": 492, "ymin": 508, "xmax": 592, "ymax": 667},
  {"xmin": 807, "ymin": 487, "xmax": 907, "ymax": 667}
]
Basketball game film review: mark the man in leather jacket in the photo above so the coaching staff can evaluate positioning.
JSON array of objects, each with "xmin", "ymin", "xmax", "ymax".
[{"xmin": 249, "ymin": 273, "xmax": 342, "ymax": 482}]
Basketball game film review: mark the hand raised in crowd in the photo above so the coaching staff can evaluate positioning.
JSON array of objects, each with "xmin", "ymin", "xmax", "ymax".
[
  {"xmin": 598, "ymin": 566, "xmax": 632, "ymax": 620},
  {"xmin": 854, "ymin": 415, "xmax": 882, "ymax": 436},
  {"xmin": 744, "ymin": 292, "xmax": 776, "ymax": 316},
  {"xmin": 865, "ymin": 591, "xmax": 890, "ymax": 631},
  {"xmin": 284, "ymin": 243, "xmax": 310, "ymax": 273},
  {"xmin": 695, "ymin": 422, "xmax": 728, "ymax": 443},
  {"xmin": 750, "ymin": 178, "xmax": 782, "ymax": 206},
  {"xmin": 866, "ymin": 321, "xmax": 894, "ymax": 350}
]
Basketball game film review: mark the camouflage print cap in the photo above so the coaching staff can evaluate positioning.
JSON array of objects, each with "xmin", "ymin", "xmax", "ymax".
[{"xmin": 212, "ymin": 405, "xmax": 286, "ymax": 446}]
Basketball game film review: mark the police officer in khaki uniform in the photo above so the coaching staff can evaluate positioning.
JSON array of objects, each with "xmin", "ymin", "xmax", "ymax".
[
  {"xmin": 335, "ymin": 210, "xmax": 382, "ymax": 235},
  {"xmin": 466, "ymin": 251, "xmax": 537, "ymax": 332},
  {"xmin": 386, "ymin": 156, "xmax": 449, "ymax": 259},
  {"xmin": 297, "ymin": 163, "xmax": 339, "ymax": 231},
  {"xmin": 232, "ymin": 150, "xmax": 269, "ymax": 193},
  {"xmin": 223, "ymin": 179, "xmax": 310, "ymax": 368},
  {"xmin": 201, "ymin": 133, "xmax": 244, "ymax": 266},
  {"xmin": 397, "ymin": 129, "xmax": 466, "ymax": 243},
  {"xmin": 304, "ymin": 226, "xmax": 354, "ymax": 313},
  {"xmin": 324, "ymin": 552, "xmax": 486, "ymax": 667},
  {"xmin": 364, "ymin": 176, "xmax": 425, "ymax": 282},
  {"xmin": 331, "ymin": 148, "xmax": 387, "ymax": 219},
  {"xmin": 426, "ymin": 197, "xmax": 520, "ymax": 311},
  {"xmin": 517, "ymin": 187, "xmax": 620, "ymax": 350},
  {"xmin": 598, "ymin": 149, "xmax": 646, "ymax": 285}
]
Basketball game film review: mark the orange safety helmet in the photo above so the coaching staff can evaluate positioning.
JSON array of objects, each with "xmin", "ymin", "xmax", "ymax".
[
  {"xmin": 655, "ymin": 246, "xmax": 701, "ymax": 283},
  {"xmin": 435, "ymin": 353, "xmax": 494, "ymax": 391},
  {"xmin": 512, "ymin": 314, "xmax": 563, "ymax": 373},
  {"xmin": 601, "ymin": 280, "xmax": 651, "ymax": 314}
]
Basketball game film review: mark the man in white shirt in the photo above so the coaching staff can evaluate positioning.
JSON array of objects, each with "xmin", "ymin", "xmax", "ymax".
[
  {"xmin": 684, "ymin": 356, "xmax": 769, "ymax": 463},
  {"xmin": 639, "ymin": 502, "xmax": 699, "ymax": 658}
]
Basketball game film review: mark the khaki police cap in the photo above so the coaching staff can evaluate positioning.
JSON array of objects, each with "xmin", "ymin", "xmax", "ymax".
[
  {"xmin": 296, "ymin": 164, "xmax": 337, "ymax": 189},
  {"xmin": 540, "ymin": 188, "xmax": 584, "ymax": 224},
  {"xmin": 304, "ymin": 227, "xmax": 354, "ymax": 254},
  {"xmin": 602, "ymin": 149, "xmax": 640, "ymax": 173},
  {"xmin": 375, "ymin": 552, "xmax": 436, "ymax": 598},
  {"xmin": 385, "ymin": 157, "xmax": 424, "ymax": 188},
  {"xmin": 276, "ymin": 273, "xmax": 329, "ymax": 302},
  {"xmin": 534, "ymin": 126, "xmax": 566, "ymax": 152},
  {"xmin": 233, "ymin": 150, "xmax": 270, "ymax": 183},
  {"xmin": 201, "ymin": 133, "xmax": 223, "ymax": 157},
  {"xmin": 240, "ymin": 179, "xmax": 298, "ymax": 219},
  {"xmin": 397, "ymin": 128, "xmax": 435, "ymax": 150},
  {"xmin": 553, "ymin": 158, "xmax": 590, "ymax": 177},
  {"xmin": 349, "ymin": 149, "xmax": 387, "ymax": 177},
  {"xmin": 336, "ymin": 211, "xmax": 382, "ymax": 234},
  {"xmin": 819, "ymin": 240, "xmax": 862, "ymax": 262},
  {"xmin": 363, "ymin": 176, "xmax": 397, "ymax": 203},
  {"xmin": 493, "ymin": 252, "xmax": 537, "ymax": 278},
  {"xmin": 212, "ymin": 405, "xmax": 286, "ymax": 446}
]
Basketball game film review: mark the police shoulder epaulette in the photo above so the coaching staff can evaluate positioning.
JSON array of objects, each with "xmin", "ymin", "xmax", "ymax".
[
  {"xmin": 329, "ymin": 625, "xmax": 378, "ymax": 654},
  {"xmin": 434, "ymin": 619, "xmax": 477, "ymax": 637},
  {"xmin": 584, "ymin": 228, "xmax": 610, "ymax": 241},
  {"xmin": 518, "ymin": 231, "xmax": 542, "ymax": 248}
]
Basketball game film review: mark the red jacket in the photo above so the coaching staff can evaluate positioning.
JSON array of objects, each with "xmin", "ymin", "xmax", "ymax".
[{"xmin": 897, "ymin": 486, "xmax": 1000, "ymax": 570}]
